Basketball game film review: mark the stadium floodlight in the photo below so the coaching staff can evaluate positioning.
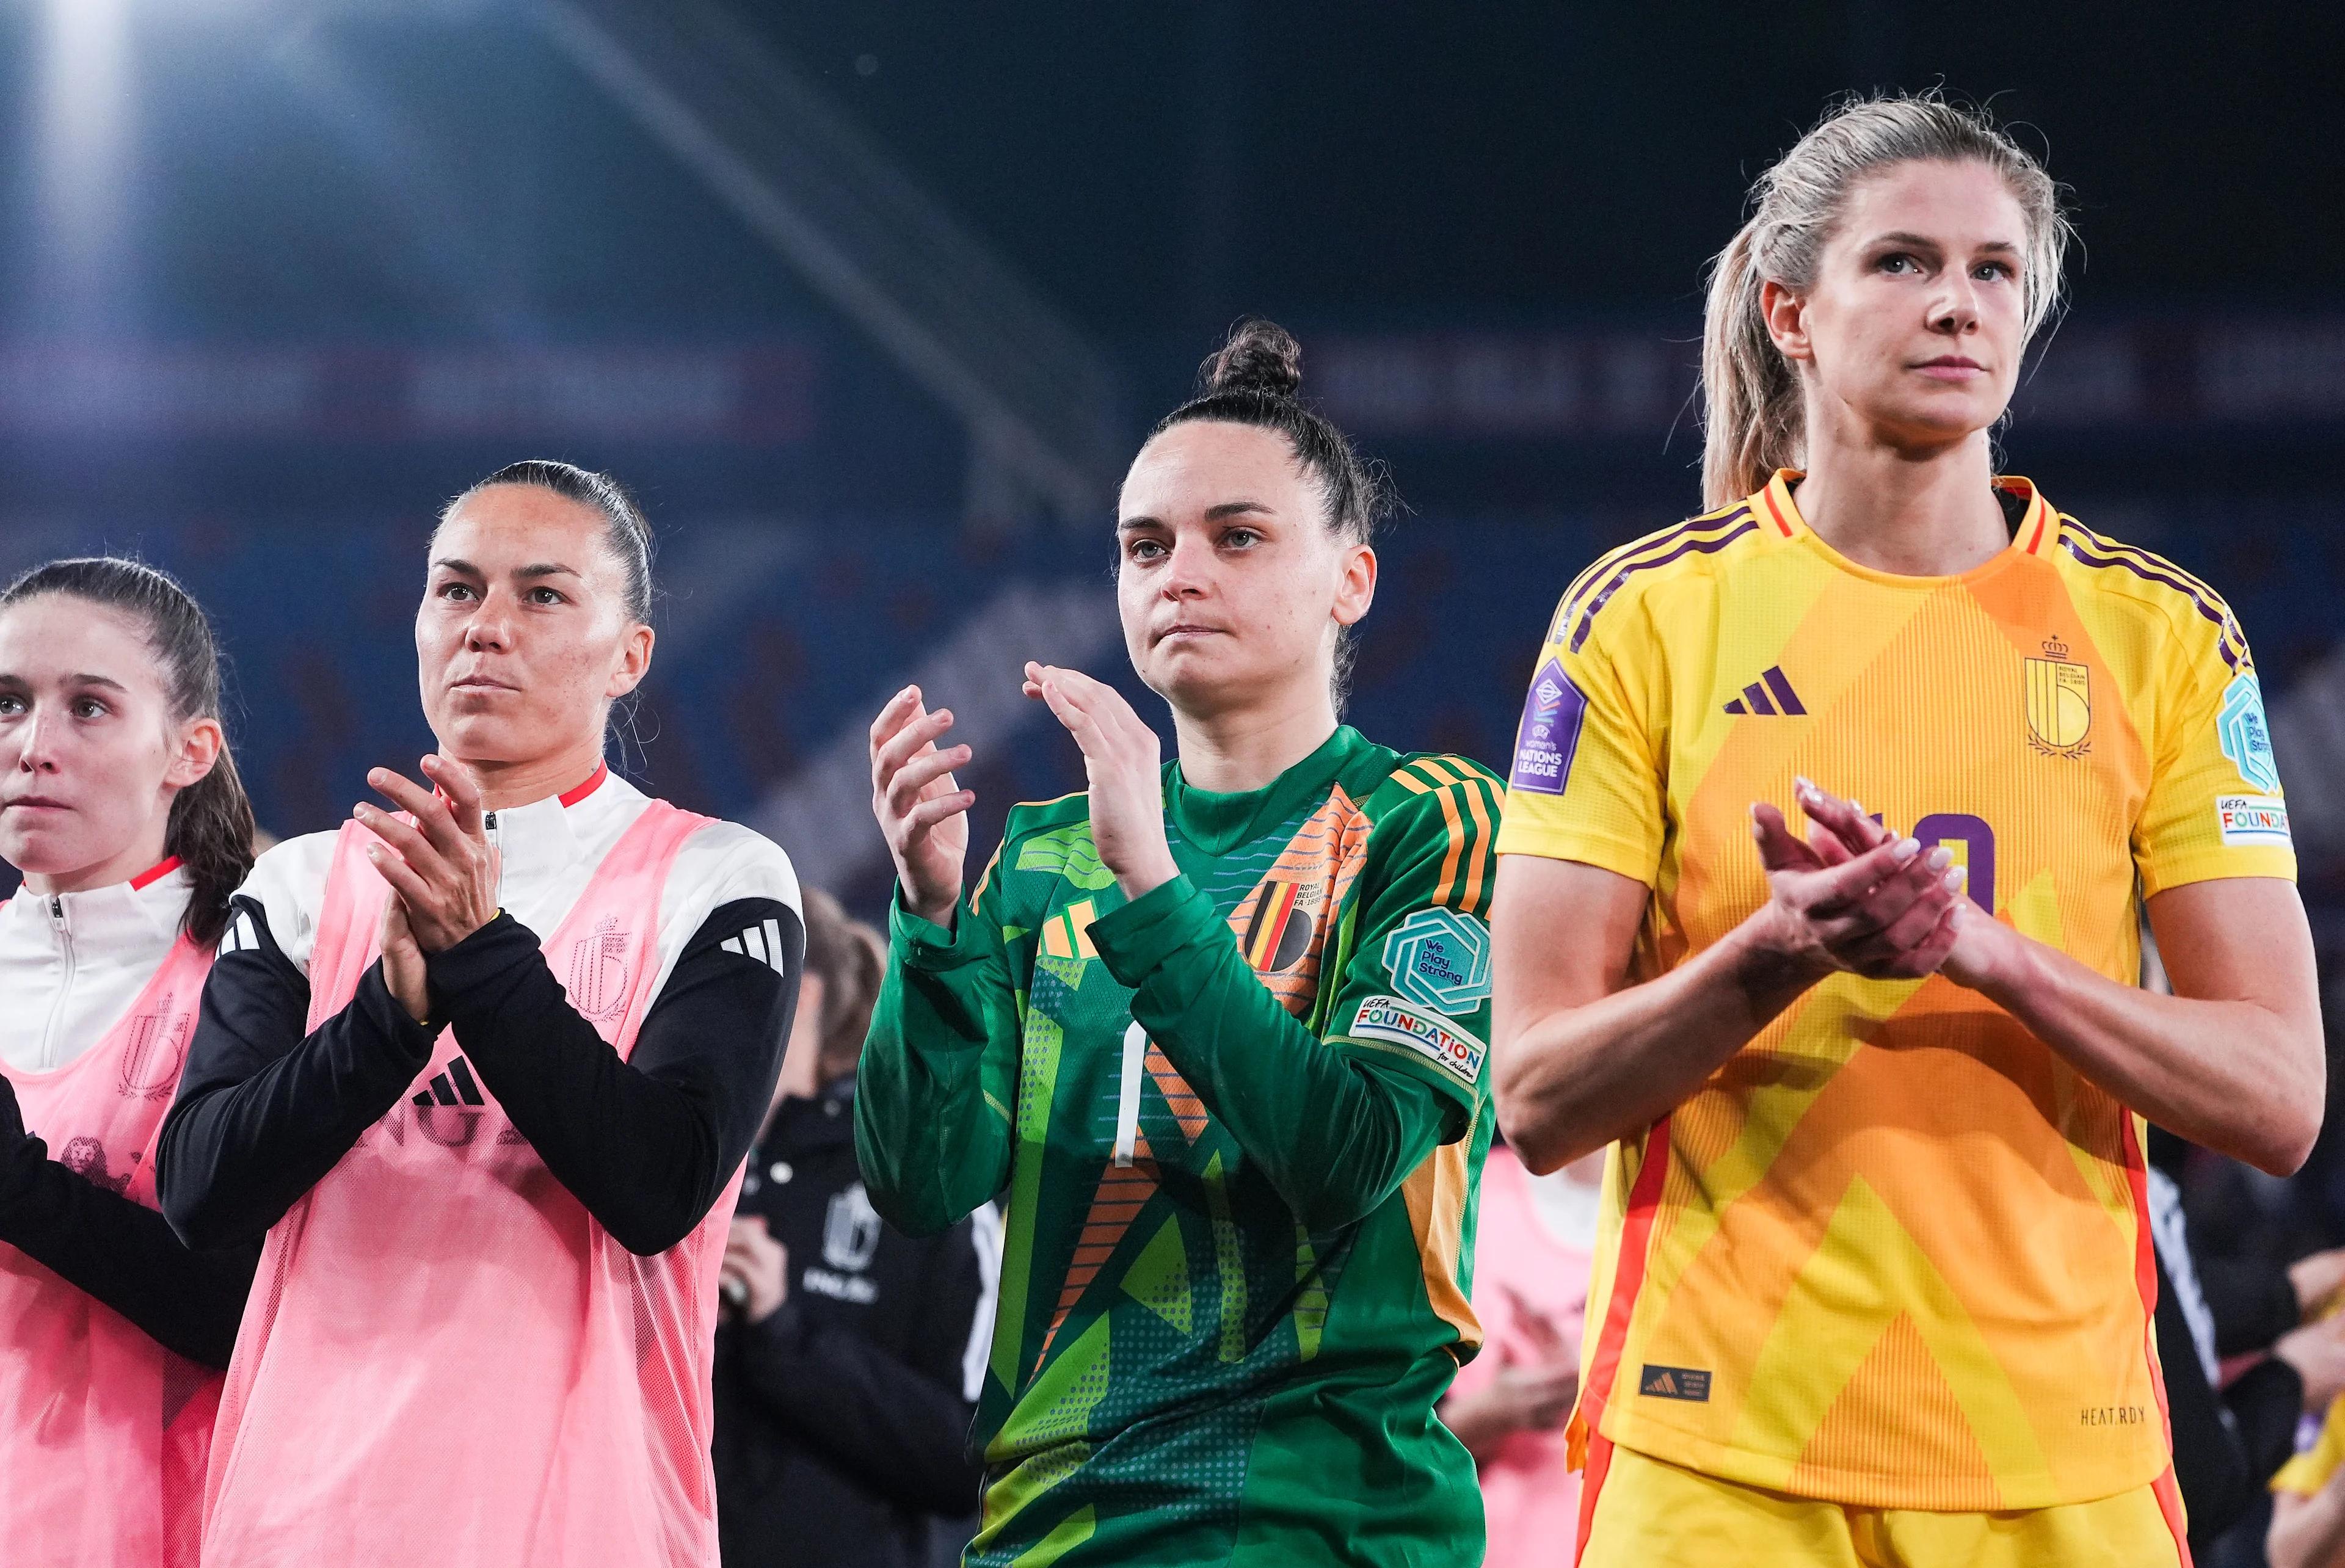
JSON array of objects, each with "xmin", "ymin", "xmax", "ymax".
[{"xmin": 27, "ymin": 0, "xmax": 136, "ymax": 338}]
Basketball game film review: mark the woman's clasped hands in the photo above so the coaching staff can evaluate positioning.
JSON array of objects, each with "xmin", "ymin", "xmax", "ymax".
[
  {"xmin": 1747, "ymin": 777, "xmax": 1992, "ymax": 987},
  {"xmin": 1021, "ymin": 662, "xmax": 1178, "ymax": 904},
  {"xmin": 352, "ymin": 754, "xmax": 502, "ymax": 1024}
]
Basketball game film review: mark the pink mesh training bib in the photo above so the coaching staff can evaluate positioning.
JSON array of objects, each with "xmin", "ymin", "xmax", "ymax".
[
  {"xmin": 200, "ymin": 800, "xmax": 736, "ymax": 1567},
  {"xmin": 0, "ymin": 931, "xmax": 219, "ymax": 1568}
]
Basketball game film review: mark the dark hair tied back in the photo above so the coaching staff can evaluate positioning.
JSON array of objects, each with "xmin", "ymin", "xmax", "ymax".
[
  {"xmin": 446, "ymin": 459, "xmax": 656, "ymax": 625},
  {"xmin": 0, "ymin": 558, "xmax": 255, "ymax": 947},
  {"xmin": 1150, "ymin": 319, "xmax": 1395, "ymax": 711},
  {"xmin": 1201, "ymin": 319, "xmax": 1305, "ymax": 399}
]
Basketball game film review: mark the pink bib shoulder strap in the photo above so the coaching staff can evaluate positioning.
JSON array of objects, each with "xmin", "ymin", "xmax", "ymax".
[
  {"xmin": 120, "ymin": 934, "xmax": 219, "ymax": 1209},
  {"xmin": 306, "ymin": 822, "xmax": 393, "ymax": 1036},
  {"xmin": 539, "ymin": 800, "xmax": 716, "ymax": 1054}
]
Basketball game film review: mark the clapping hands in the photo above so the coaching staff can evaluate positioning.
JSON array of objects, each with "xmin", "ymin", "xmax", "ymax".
[
  {"xmin": 1022, "ymin": 663, "xmax": 1179, "ymax": 903},
  {"xmin": 1747, "ymin": 778, "xmax": 1970, "ymax": 985},
  {"xmin": 353, "ymin": 755, "xmax": 501, "ymax": 1023}
]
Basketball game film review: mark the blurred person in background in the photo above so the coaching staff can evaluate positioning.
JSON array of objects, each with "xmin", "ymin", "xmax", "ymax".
[
  {"xmin": 861, "ymin": 319, "xmax": 1501, "ymax": 1567},
  {"xmin": 1438, "ymin": 1140, "xmax": 1602, "ymax": 1568},
  {"xmin": 2140, "ymin": 928, "xmax": 2345, "ymax": 1560},
  {"xmin": 2269, "ymin": 1329, "xmax": 2345, "ymax": 1568},
  {"xmin": 160, "ymin": 460, "xmax": 804, "ymax": 1567},
  {"xmin": 714, "ymin": 884, "xmax": 992, "ymax": 1568},
  {"xmin": 0, "ymin": 558, "xmax": 261, "ymax": 1568},
  {"xmin": 2151, "ymin": 1134, "xmax": 2345, "ymax": 1559}
]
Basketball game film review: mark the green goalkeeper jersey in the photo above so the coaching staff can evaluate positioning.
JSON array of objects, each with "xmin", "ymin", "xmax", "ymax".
[{"xmin": 857, "ymin": 725, "xmax": 1500, "ymax": 1566}]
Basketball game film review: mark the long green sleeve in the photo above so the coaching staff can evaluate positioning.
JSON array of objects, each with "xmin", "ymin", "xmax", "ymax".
[
  {"xmin": 1088, "ymin": 874, "xmax": 1453, "ymax": 1232},
  {"xmin": 852, "ymin": 886, "xmax": 1017, "ymax": 1238}
]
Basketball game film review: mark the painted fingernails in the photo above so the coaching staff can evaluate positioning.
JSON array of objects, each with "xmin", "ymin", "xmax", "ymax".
[
  {"xmin": 1892, "ymin": 838, "xmax": 1921, "ymax": 860},
  {"xmin": 1945, "ymin": 866, "xmax": 1968, "ymax": 891},
  {"xmin": 1925, "ymin": 846, "xmax": 1952, "ymax": 871}
]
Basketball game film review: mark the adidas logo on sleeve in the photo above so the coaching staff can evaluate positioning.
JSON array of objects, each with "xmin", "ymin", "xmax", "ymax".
[
  {"xmin": 219, "ymin": 909, "xmax": 263, "ymax": 956},
  {"xmin": 719, "ymin": 918, "xmax": 791, "ymax": 975}
]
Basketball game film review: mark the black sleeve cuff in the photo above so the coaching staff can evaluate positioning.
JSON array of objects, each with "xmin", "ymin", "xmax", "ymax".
[
  {"xmin": 355, "ymin": 959, "xmax": 443, "ymax": 1064},
  {"xmin": 420, "ymin": 911, "xmax": 542, "ymax": 1023},
  {"xmin": 2227, "ymin": 1356, "xmax": 2306, "ymax": 1482}
]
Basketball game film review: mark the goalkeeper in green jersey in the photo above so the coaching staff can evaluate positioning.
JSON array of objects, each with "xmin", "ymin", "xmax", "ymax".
[{"xmin": 858, "ymin": 319, "xmax": 1499, "ymax": 1567}]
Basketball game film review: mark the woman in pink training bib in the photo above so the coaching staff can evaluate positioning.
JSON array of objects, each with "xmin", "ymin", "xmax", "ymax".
[
  {"xmin": 0, "ymin": 557, "xmax": 261, "ymax": 1568},
  {"xmin": 159, "ymin": 461, "xmax": 805, "ymax": 1567}
]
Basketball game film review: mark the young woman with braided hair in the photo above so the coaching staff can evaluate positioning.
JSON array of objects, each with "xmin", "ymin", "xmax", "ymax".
[{"xmin": 861, "ymin": 321, "xmax": 1501, "ymax": 1566}]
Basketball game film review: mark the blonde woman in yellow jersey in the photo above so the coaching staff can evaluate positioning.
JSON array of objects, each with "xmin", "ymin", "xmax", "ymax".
[{"xmin": 1486, "ymin": 93, "xmax": 2324, "ymax": 1568}]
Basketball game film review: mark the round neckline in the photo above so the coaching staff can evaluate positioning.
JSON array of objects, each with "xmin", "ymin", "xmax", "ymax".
[
  {"xmin": 1761, "ymin": 468, "xmax": 2048, "ymax": 591},
  {"xmin": 1164, "ymin": 726, "xmax": 1361, "ymax": 859}
]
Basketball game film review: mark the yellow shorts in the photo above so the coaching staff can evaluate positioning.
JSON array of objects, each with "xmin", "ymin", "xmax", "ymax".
[{"xmin": 1577, "ymin": 1437, "xmax": 2190, "ymax": 1568}]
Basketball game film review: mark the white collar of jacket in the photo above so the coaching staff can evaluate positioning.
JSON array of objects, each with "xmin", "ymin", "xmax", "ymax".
[
  {"xmin": 0, "ymin": 863, "xmax": 192, "ymax": 1073},
  {"xmin": 478, "ymin": 763, "xmax": 654, "ymax": 940}
]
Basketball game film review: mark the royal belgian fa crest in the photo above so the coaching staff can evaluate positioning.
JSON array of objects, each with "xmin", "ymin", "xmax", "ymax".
[{"xmin": 2025, "ymin": 637, "xmax": 2091, "ymax": 757}]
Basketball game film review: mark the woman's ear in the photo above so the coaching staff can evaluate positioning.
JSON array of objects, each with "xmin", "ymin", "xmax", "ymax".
[
  {"xmin": 606, "ymin": 622, "xmax": 656, "ymax": 699},
  {"xmin": 1760, "ymin": 277, "xmax": 1812, "ymax": 364},
  {"xmin": 165, "ymin": 716, "xmax": 224, "ymax": 791},
  {"xmin": 1331, "ymin": 543, "xmax": 1377, "ymax": 630}
]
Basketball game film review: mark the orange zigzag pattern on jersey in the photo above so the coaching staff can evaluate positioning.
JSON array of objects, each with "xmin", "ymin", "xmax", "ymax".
[
  {"xmin": 1144, "ymin": 1045, "xmax": 1209, "ymax": 1144},
  {"xmin": 1226, "ymin": 783, "xmax": 1373, "ymax": 1018},
  {"xmin": 1036, "ymin": 1131, "xmax": 1157, "ymax": 1369}
]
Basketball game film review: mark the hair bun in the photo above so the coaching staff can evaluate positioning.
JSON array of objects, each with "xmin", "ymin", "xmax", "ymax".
[{"xmin": 1201, "ymin": 319, "xmax": 1304, "ymax": 399}]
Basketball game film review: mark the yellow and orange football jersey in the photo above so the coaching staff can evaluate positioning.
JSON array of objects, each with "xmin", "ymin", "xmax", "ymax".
[{"xmin": 1497, "ymin": 470, "xmax": 2296, "ymax": 1512}]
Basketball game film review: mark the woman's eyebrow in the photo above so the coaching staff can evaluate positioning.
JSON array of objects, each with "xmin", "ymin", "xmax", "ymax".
[
  {"xmin": 1867, "ymin": 230, "xmax": 2022, "ymax": 257},
  {"xmin": 426, "ymin": 557, "xmax": 580, "ymax": 580}
]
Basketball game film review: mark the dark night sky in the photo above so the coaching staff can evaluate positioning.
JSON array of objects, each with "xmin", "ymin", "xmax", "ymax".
[
  {"xmin": 740, "ymin": 1, "xmax": 2345, "ymax": 336},
  {"xmin": 7, "ymin": 1, "xmax": 2333, "ymax": 349}
]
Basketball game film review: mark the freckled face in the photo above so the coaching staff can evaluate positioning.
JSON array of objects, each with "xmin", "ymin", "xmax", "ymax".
[
  {"xmin": 417, "ymin": 485, "xmax": 650, "ymax": 766},
  {"xmin": 1115, "ymin": 421, "xmax": 1373, "ymax": 716}
]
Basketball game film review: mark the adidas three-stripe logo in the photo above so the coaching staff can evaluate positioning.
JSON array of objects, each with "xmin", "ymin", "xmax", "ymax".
[
  {"xmin": 218, "ymin": 910, "xmax": 263, "ymax": 956},
  {"xmin": 719, "ymin": 918, "xmax": 791, "ymax": 975},
  {"xmin": 1722, "ymin": 666, "xmax": 1806, "ymax": 716},
  {"xmin": 413, "ymin": 1056, "xmax": 487, "ymax": 1109}
]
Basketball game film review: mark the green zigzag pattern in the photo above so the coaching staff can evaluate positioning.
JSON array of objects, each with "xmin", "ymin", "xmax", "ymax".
[{"xmin": 1016, "ymin": 824, "xmax": 1118, "ymax": 891}]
